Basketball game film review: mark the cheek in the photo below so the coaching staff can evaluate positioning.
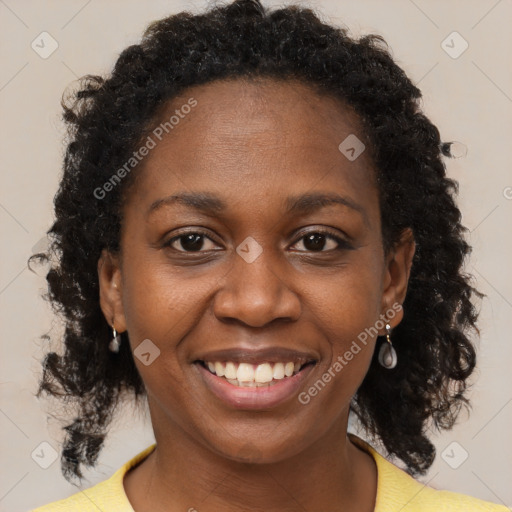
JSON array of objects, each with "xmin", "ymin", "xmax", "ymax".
[
  {"xmin": 302, "ymin": 255, "xmax": 383, "ymax": 399},
  {"xmin": 119, "ymin": 257, "xmax": 208, "ymax": 414},
  {"xmin": 310, "ymin": 254, "xmax": 384, "ymax": 340},
  {"xmin": 120, "ymin": 251, "xmax": 215, "ymax": 346}
]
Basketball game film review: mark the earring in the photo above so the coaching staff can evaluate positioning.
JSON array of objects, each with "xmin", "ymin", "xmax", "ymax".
[
  {"xmin": 109, "ymin": 322, "xmax": 121, "ymax": 353},
  {"xmin": 378, "ymin": 323, "xmax": 397, "ymax": 369}
]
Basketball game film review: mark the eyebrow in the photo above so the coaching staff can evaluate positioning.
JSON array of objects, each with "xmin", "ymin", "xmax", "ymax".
[{"xmin": 147, "ymin": 191, "xmax": 368, "ymax": 225}]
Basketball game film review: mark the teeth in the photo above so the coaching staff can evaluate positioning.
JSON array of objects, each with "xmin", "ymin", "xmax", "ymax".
[
  {"xmin": 237, "ymin": 363, "xmax": 255, "ymax": 382},
  {"xmin": 225, "ymin": 362, "xmax": 237, "ymax": 380},
  {"xmin": 214, "ymin": 362, "xmax": 225, "ymax": 377},
  {"xmin": 204, "ymin": 360, "xmax": 307, "ymax": 384},
  {"xmin": 254, "ymin": 363, "xmax": 273, "ymax": 383},
  {"xmin": 227, "ymin": 378, "xmax": 273, "ymax": 388},
  {"xmin": 273, "ymin": 362, "xmax": 285, "ymax": 380},
  {"xmin": 284, "ymin": 362, "xmax": 294, "ymax": 377}
]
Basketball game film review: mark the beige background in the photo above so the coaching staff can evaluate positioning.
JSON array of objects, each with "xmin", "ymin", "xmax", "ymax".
[{"xmin": 1, "ymin": 0, "xmax": 511, "ymax": 510}]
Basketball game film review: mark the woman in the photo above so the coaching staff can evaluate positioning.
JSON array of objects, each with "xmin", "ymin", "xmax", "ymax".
[{"xmin": 29, "ymin": 0, "xmax": 508, "ymax": 510}]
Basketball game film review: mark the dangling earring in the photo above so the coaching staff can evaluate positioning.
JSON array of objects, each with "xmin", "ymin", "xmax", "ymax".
[
  {"xmin": 378, "ymin": 323, "xmax": 397, "ymax": 369},
  {"xmin": 109, "ymin": 321, "xmax": 121, "ymax": 353}
]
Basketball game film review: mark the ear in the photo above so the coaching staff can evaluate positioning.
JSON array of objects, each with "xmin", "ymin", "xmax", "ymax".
[
  {"xmin": 380, "ymin": 228, "xmax": 415, "ymax": 330},
  {"xmin": 98, "ymin": 249, "xmax": 126, "ymax": 332}
]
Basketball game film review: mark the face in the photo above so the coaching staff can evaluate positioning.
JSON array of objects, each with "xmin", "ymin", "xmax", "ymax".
[{"xmin": 99, "ymin": 77, "xmax": 414, "ymax": 463}]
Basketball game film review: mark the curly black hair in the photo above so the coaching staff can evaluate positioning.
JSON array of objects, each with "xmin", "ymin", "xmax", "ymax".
[{"xmin": 29, "ymin": 0, "xmax": 481, "ymax": 483}]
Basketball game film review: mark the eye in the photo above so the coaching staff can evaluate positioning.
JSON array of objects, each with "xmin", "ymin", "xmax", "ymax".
[
  {"xmin": 163, "ymin": 228, "xmax": 352, "ymax": 254},
  {"xmin": 291, "ymin": 229, "xmax": 352, "ymax": 252},
  {"xmin": 164, "ymin": 231, "xmax": 219, "ymax": 253}
]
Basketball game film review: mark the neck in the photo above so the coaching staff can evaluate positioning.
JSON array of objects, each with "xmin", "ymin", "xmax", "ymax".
[{"xmin": 125, "ymin": 410, "xmax": 377, "ymax": 512}]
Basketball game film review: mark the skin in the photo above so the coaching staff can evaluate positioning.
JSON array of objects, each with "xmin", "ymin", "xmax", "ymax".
[{"xmin": 98, "ymin": 77, "xmax": 415, "ymax": 512}]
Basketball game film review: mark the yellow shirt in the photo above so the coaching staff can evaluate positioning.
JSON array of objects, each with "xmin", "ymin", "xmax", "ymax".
[{"xmin": 31, "ymin": 434, "xmax": 508, "ymax": 511}]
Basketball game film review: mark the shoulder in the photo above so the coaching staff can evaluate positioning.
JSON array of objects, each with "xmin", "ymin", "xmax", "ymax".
[
  {"xmin": 349, "ymin": 434, "xmax": 509, "ymax": 512},
  {"xmin": 30, "ymin": 443, "xmax": 157, "ymax": 512},
  {"xmin": 392, "ymin": 483, "xmax": 509, "ymax": 511},
  {"xmin": 407, "ymin": 488, "xmax": 509, "ymax": 511}
]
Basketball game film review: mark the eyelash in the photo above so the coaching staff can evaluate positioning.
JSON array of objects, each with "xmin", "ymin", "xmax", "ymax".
[{"xmin": 163, "ymin": 228, "xmax": 352, "ymax": 253}]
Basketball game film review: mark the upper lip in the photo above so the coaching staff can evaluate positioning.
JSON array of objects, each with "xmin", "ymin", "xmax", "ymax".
[{"xmin": 194, "ymin": 346, "xmax": 318, "ymax": 366}]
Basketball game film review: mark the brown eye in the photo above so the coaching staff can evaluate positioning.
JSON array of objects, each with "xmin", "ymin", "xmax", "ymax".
[
  {"xmin": 164, "ymin": 232, "xmax": 218, "ymax": 252},
  {"xmin": 291, "ymin": 229, "xmax": 353, "ymax": 252}
]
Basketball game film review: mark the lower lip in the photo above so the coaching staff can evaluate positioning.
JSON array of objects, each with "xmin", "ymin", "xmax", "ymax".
[{"xmin": 196, "ymin": 363, "xmax": 315, "ymax": 410}]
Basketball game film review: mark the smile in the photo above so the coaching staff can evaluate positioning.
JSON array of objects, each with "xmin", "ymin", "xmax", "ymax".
[
  {"xmin": 200, "ymin": 360, "xmax": 313, "ymax": 387},
  {"xmin": 195, "ymin": 357, "xmax": 316, "ymax": 409}
]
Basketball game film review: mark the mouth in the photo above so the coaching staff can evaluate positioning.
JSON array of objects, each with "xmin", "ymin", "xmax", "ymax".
[
  {"xmin": 196, "ymin": 359, "xmax": 316, "ymax": 387},
  {"xmin": 193, "ymin": 348, "xmax": 317, "ymax": 410}
]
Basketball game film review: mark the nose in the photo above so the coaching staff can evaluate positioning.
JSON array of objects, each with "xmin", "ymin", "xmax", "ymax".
[{"xmin": 212, "ymin": 245, "xmax": 301, "ymax": 328}]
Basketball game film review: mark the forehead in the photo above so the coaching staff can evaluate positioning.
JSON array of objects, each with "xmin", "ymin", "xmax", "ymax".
[
  {"xmin": 156, "ymin": 77, "xmax": 369, "ymax": 155},
  {"xmin": 125, "ymin": 77, "xmax": 378, "ymax": 221}
]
